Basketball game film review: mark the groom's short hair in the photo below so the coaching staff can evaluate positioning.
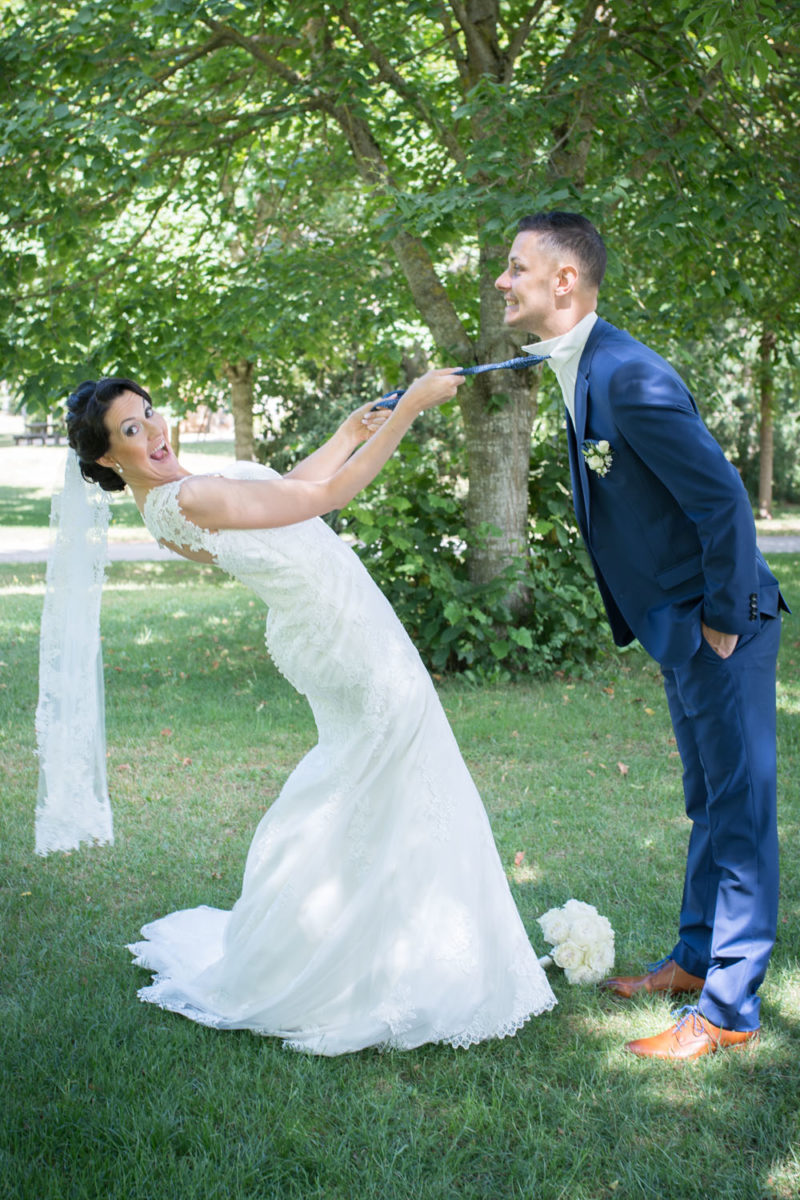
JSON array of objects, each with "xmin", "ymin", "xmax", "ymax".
[{"xmin": 517, "ymin": 211, "xmax": 607, "ymax": 289}]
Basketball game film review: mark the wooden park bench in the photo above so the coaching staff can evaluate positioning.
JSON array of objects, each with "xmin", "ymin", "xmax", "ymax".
[{"xmin": 12, "ymin": 420, "xmax": 66, "ymax": 446}]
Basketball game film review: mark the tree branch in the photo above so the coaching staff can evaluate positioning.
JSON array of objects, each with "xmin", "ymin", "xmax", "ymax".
[
  {"xmin": 198, "ymin": 15, "xmax": 307, "ymax": 90},
  {"xmin": 433, "ymin": 1, "xmax": 469, "ymax": 85},
  {"xmin": 447, "ymin": 0, "xmax": 504, "ymax": 83},
  {"xmin": 135, "ymin": 97, "xmax": 324, "ymax": 131},
  {"xmin": 327, "ymin": 99, "xmax": 473, "ymax": 358},
  {"xmin": 502, "ymin": 0, "xmax": 549, "ymax": 82},
  {"xmin": 151, "ymin": 30, "xmax": 229, "ymax": 85},
  {"xmin": 336, "ymin": 5, "xmax": 466, "ymax": 164}
]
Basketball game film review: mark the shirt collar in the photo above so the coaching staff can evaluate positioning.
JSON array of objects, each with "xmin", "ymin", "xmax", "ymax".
[{"xmin": 522, "ymin": 311, "xmax": 598, "ymax": 374}]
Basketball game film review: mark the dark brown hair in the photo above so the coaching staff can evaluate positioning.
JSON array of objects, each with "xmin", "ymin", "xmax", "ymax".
[
  {"xmin": 66, "ymin": 377, "xmax": 153, "ymax": 491},
  {"xmin": 517, "ymin": 211, "xmax": 607, "ymax": 289}
]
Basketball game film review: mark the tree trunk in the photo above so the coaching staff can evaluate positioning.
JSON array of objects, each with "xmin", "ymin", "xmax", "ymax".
[
  {"xmin": 459, "ymin": 382, "xmax": 537, "ymax": 577},
  {"xmin": 224, "ymin": 359, "xmax": 255, "ymax": 461},
  {"xmin": 757, "ymin": 329, "xmax": 776, "ymax": 519},
  {"xmin": 457, "ymin": 240, "xmax": 540, "ymax": 602}
]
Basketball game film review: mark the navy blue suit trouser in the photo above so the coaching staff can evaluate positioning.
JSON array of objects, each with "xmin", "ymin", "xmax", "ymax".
[{"xmin": 660, "ymin": 614, "xmax": 781, "ymax": 1031}]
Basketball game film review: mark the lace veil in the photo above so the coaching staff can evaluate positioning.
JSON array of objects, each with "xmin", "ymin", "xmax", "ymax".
[{"xmin": 34, "ymin": 449, "xmax": 113, "ymax": 855}]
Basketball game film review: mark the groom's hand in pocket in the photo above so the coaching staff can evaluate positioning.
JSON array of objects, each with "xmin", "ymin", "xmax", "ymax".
[{"xmin": 701, "ymin": 622, "xmax": 739, "ymax": 659}]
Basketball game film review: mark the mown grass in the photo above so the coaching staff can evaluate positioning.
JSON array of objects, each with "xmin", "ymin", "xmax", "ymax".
[
  {"xmin": 0, "ymin": 439, "xmax": 236, "ymax": 540},
  {"xmin": 755, "ymin": 503, "xmax": 800, "ymax": 537},
  {"xmin": 1, "ymin": 555, "xmax": 799, "ymax": 1200}
]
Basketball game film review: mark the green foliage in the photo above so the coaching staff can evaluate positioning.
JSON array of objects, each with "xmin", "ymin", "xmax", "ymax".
[
  {"xmin": 255, "ymin": 358, "xmax": 436, "ymax": 474},
  {"xmin": 675, "ymin": 0, "xmax": 784, "ymax": 85},
  {"xmin": 2, "ymin": 0, "xmax": 799, "ymax": 580},
  {"xmin": 660, "ymin": 324, "xmax": 800, "ymax": 509},
  {"xmin": 336, "ymin": 433, "xmax": 611, "ymax": 681},
  {"xmin": 526, "ymin": 433, "xmax": 614, "ymax": 672}
]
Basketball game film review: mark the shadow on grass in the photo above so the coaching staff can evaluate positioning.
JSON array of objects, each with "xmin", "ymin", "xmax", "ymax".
[
  {"xmin": 0, "ymin": 483, "xmax": 53, "ymax": 527},
  {"xmin": 2, "ymin": 556, "xmax": 799, "ymax": 1200},
  {"xmin": 4, "ymin": 842, "xmax": 799, "ymax": 1200},
  {"xmin": 564, "ymin": 995, "xmax": 800, "ymax": 1199},
  {"xmin": 0, "ymin": 484, "xmax": 157, "ymax": 530}
]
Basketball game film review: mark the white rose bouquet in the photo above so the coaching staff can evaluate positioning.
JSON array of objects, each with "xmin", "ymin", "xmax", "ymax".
[{"xmin": 537, "ymin": 898, "xmax": 615, "ymax": 984}]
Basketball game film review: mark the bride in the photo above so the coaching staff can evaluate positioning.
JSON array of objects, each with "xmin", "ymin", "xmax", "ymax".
[{"xmin": 63, "ymin": 371, "xmax": 556, "ymax": 1054}]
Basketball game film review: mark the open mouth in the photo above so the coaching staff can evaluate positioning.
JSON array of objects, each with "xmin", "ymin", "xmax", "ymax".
[{"xmin": 150, "ymin": 440, "xmax": 170, "ymax": 462}]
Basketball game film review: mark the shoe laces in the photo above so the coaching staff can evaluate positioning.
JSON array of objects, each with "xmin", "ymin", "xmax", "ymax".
[
  {"xmin": 672, "ymin": 1004, "xmax": 706, "ymax": 1036},
  {"xmin": 645, "ymin": 955, "xmax": 672, "ymax": 974}
]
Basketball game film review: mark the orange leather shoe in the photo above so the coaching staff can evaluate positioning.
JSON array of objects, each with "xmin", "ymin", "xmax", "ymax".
[
  {"xmin": 600, "ymin": 956, "xmax": 705, "ymax": 999},
  {"xmin": 624, "ymin": 1007, "xmax": 759, "ymax": 1061}
]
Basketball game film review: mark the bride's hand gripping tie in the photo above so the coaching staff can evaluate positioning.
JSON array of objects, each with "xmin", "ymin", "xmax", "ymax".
[
  {"xmin": 340, "ymin": 364, "xmax": 462, "ymax": 446},
  {"xmin": 351, "ymin": 368, "xmax": 463, "ymax": 440},
  {"xmin": 394, "ymin": 367, "xmax": 464, "ymax": 416}
]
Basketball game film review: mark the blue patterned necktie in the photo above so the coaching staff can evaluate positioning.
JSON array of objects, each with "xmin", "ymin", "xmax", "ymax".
[{"xmin": 372, "ymin": 353, "xmax": 550, "ymax": 410}]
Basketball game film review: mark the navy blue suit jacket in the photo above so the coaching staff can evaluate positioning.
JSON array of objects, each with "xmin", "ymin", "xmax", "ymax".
[{"xmin": 566, "ymin": 318, "xmax": 785, "ymax": 668}]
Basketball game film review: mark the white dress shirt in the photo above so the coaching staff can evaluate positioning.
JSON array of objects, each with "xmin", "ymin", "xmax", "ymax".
[{"xmin": 523, "ymin": 310, "xmax": 598, "ymax": 426}]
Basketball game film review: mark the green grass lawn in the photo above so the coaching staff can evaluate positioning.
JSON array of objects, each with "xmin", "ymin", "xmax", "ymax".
[
  {"xmin": 755, "ymin": 503, "xmax": 800, "ymax": 537},
  {"xmin": 0, "ymin": 438, "xmax": 237, "ymax": 544},
  {"xmin": 1, "ymin": 556, "xmax": 799, "ymax": 1200}
]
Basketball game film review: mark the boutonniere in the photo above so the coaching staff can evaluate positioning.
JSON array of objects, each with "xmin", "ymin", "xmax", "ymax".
[{"xmin": 581, "ymin": 438, "xmax": 613, "ymax": 477}]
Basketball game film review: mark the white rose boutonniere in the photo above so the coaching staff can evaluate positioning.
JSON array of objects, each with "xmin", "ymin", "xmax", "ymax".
[
  {"xmin": 581, "ymin": 438, "xmax": 613, "ymax": 477},
  {"xmin": 537, "ymin": 898, "xmax": 615, "ymax": 984}
]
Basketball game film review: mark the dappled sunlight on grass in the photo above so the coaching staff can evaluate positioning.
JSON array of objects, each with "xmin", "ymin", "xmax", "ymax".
[
  {"xmin": 0, "ymin": 483, "xmax": 53, "ymax": 526},
  {"xmin": 2, "ymin": 557, "xmax": 799, "ymax": 1200},
  {"xmin": 510, "ymin": 859, "xmax": 543, "ymax": 886},
  {"xmin": 766, "ymin": 961, "xmax": 800, "ymax": 1022},
  {"xmin": 777, "ymin": 679, "xmax": 800, "ymax": 714},
  {"xmin": 0, "ymin": 579, "xmax": 46, "ymax": 597}
]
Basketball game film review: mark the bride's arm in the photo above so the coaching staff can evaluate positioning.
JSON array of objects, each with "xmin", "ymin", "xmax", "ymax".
[
  {"xmin": 282, "ymin": 404, "xmax": 390, "ymax": 483},
  {"xmin": 179, "ymin": 369, "xmax": 463, "ymax": 532}
]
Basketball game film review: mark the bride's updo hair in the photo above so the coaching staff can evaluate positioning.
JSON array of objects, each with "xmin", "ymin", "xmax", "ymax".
[{"xmin": 66, "ymin": 377, "xmax": 154, "ymax": 492}]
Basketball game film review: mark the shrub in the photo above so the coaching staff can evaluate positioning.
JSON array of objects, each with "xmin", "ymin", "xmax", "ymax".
[{"xmin": 338, "ymin": 435, "xmax": 612, "ymax": 680}]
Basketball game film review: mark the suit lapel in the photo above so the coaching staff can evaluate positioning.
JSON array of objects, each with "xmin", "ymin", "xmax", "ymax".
[
  {"xmin": 569, "ymin": 318, "xmax": 614, "ymax": 534},
  {"xmin": 565, "ymin": 412, "xmax": 589, "ymax": 536}
]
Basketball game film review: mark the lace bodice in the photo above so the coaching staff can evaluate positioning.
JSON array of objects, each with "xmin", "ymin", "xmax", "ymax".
[
  {"xmin": 143, "ymin": 462, "xmax": 358, "ymax": 600},
  {"xmin": 143, "ymin": 462, "xmax": 425, "ymax": 733}
]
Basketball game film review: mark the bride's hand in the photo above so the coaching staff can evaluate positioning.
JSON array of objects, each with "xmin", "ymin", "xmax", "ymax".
[
  {"xmin": 398, "ymin": 368, "xmax": 464, "ymax": 415},
  {"xmin": 342, "ymin": 369, "xmax": 463, "ymax": 445},
  {"xmin": 341, "ymin": 400, "xmax": 392, "ymax": 445}
]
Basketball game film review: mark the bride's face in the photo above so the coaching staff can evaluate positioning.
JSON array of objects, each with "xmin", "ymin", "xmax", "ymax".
[{"xmin": 97, "ymin": 390, "xmax": 179, "ymax": 490}]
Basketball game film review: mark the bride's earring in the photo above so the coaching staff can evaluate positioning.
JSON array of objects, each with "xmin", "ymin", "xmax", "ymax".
[{"xmin": 115, "ymin": 462, "xmax": 124, "ymax": 475}]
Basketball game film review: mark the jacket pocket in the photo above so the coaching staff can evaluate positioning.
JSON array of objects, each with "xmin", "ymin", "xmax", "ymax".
[{"xmin": 656, "ymin": 554, "xmax": 702, "ymax": 591}]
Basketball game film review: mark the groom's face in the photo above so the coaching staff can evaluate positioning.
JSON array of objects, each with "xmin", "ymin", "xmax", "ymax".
[{"xmin": 495, "ymin": 232, "xmax": 562, "ymax": 337}]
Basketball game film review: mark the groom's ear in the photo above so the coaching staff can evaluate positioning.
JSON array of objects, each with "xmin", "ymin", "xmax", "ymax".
[{"xmin": 555, "ymin": 264, "xmax": 579, "ymax": 295}]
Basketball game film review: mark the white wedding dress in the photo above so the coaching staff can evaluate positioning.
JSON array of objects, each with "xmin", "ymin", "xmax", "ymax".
[{"xmin": 128, "ymin": 463, "xmax": 555, "ymax": 1054}]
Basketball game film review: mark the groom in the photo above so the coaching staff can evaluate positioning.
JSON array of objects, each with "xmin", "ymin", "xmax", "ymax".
[{"xmin": 495, "ymin": 211, "xmax": 787, "ymax": 1060}]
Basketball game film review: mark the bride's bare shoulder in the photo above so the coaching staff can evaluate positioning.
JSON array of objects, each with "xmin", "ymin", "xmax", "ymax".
[
  {"xmin": 173, "ymin": 472, "xmax": 230, "ymax": 517},
  {"xmin": 176, "ymin": 471, "xmax": 278, "ymax": 530}
]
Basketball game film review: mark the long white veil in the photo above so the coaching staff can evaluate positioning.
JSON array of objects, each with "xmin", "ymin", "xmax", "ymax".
[{"xmin": 34, "ymin": 449, "xmax": 113, "ymax": 855}]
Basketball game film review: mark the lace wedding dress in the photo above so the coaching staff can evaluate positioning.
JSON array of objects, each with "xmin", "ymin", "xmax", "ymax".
[{"xmin": 128, "ymin": 463, "xmax": 556, "ymax": 1054}]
